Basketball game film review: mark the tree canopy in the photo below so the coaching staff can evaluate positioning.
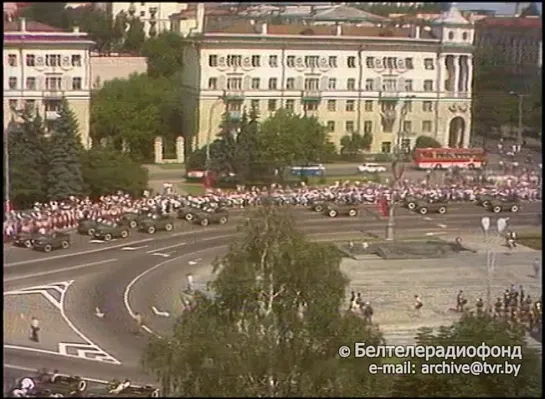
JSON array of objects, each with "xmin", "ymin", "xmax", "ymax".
[
  {"xmin": 415, "ymin": 135, "xmax": 442, "ymax": 148},
  {"xmin": 142, "ymin": 32, "xmax": 186, "ymax": 79},
  {"xmin": 340, "ymin": 132, "xmax": 373, "ymax": 155}
]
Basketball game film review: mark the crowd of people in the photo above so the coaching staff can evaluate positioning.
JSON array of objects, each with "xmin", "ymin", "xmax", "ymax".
[{"xmin": 3, "ymin": 171, "xmax": 542, "ymax": 240}]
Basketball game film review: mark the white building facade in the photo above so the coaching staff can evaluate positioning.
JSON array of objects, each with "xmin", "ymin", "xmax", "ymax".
[
  {"xmin": 182, "ymin": 5, "xmax": 475, "ymax": 153},
  {"xmin": 3, "ymin": 19, "xmax": 94, "ymax": 148}
]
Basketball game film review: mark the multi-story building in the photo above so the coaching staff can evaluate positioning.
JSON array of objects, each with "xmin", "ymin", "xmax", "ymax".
[
  {"xmin": 180, "ymin": 4, "xmax": 475, "ymax": 153},
  {"xmin": 3, "ymin": 19, "xmax": 94, "ymax": 147}
]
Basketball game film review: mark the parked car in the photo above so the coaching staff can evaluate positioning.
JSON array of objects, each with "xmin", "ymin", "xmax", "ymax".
[
  {"xmin": 93, "ymin": 223, "xmax": 130, "ymax": 241},
  {"xmin": 32, "ymin": 232, "xmax": 72, "ymax": 253},
  {"xmin": 193, "ymin": 209, "xmax": 229, "ymax": 226},
  {"xmin": 13, "ymin": 231, "xmax": 42, "ymax": 248},
  {"xmin": 486, "ymin": 199, "xmax": 520, "ymax": 213},
  {"xmin": 138, "ymin": 214, "xmax": 175, "ymax": 234},
  {"xmin": 324, "ymin": 203, "xmax": 359, "ymax": 218},
  {"xmin": 357, "ymin": 163, "xmax": 387, "ymax": 173},
  {"xmin": 415, "ymin": 200, "xmax": 448, "ymax": 215}
]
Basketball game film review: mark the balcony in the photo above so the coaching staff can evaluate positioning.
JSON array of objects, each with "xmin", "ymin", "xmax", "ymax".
[
  {"xmin": 301, "ymin": 90, "xmax": 322, "ymax": 101},
  {"xmin": 227, "ymin": 110, "xmax": 242, "ymax": 121},
  {"xmin": 42, "ymin": 89, "xmax": 64, "ymax": 98},
  {"xmin": 223, "ymin": 90, "xmax": 245, "ymax": 100},
  {"xmin": 45, "ymin": 111, "xmax": 60, "ymax": 120}
]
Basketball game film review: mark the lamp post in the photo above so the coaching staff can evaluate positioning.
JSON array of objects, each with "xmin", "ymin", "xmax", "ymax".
[{"xmin": 509, "ymin": 91, "xmax": 529, "ymax": 152}]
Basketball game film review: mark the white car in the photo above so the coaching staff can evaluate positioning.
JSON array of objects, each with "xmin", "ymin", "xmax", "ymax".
[{"xmin": 357, "ymin": 163, "xmax": 387, "ymax": 173}]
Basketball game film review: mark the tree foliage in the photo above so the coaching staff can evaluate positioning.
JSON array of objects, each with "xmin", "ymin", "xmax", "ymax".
[
  {"xmin": 414, "ymin": 135, "xmax": 442, "ymax": 148},
  {"xmin": 22, "ymin": 2, "xmax": 72, "ymax": 29},
  {"xmin": 142, "ymin": 32, "xmax": 185, "ymax": 79},
  {"xmin": 123, "ymin": 17, "xmax": 146, "ymax": 54},
  {"xmin": 71, "ymin": 6, "xmax": 125, "ymax": 53},
  {"xmin": 47, "ymin": 99, "xmax": 85, "ymax": 200},
  {"xmin": 340, "ymin": 132, "xmax": 373, "ymax": 155}
]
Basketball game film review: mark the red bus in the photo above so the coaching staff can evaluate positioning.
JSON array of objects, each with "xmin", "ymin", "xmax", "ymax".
[{"xmin": 413, "ymin": 148, "xmax": 487, "ymax": 170}]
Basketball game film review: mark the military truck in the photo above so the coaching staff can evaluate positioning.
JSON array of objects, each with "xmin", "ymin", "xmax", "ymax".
[
  {"xmin": 486, "ymin": 199, "xmax": 520, "ymax": 213},
  {"xmin": 324, "ymin": 203, "xmax": 359, "ymax": 218},
  {"xmin": 13, "ymin": 231, "xmax": 42, "ymax": 248},
  {"xmin": 93, "ymin": 223, "xmax": 130, "ymax": 241},
  {"xmin": 120, "ymin": 211, "xmax": 149, "ymax": 228},
  {"xmin": 138, "ymin": 214, "xmax": 175, "ymax": 234},
  {"xmin": 78, "ymin": 219, "xmax": 100, "ymax": 236},
  {"xmin": 192, "ymin": 209, "xmax": 229, "ymax": 226},
  {"xmin": 415, "ymin": 200, "xmax": 448, "ymax": 215},
  {"xmin": 177, "ymin": 206, "xmax": 201, "ymax": 221},
  {"xmin": 32, "ymin": 232, "xmax": 71, "ymax": 252}
]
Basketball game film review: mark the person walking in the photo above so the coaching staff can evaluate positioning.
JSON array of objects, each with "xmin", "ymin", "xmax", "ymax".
[
  {"xmin": 414, "ymin": 295, "xmax": 423, "ymax": 317},
  {"xmin": 30, "ymin": 317, "xmax": 40, "ymax": 342},
  {"xmin": 533, "ymin": 258, "xmax": 541, "ymax": 279},
  {"xmin": 133, "ymin": 312, "xmax": 143, "ymax": 335}
]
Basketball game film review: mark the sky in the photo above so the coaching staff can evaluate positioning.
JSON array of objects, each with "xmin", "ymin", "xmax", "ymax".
[{"xmin": 457, "ymin": 2, "xmax": 542, "ymax": 15}]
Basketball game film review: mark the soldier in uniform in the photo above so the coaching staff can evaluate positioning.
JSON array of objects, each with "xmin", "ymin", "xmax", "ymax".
[
  {"xmin": 456, "ymin": 290, "xmax": 467, "ymax": 312},
  {"xmin": 475, "ymin": 298, "xmax": 484, "ymax": 317}
]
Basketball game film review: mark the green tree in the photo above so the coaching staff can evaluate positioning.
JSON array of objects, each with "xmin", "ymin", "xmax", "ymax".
[
  {"xmin": 143, "ymin": 207, "xmax": 386, "ymax": 396},
  {"xmin": 80, "ymin": 147, "xmax": 149, "ymax": 199},
  {"xmin": 392, "ymin": 314, "xmax": 542, "ymax": 397},
  {"xmin": 340, "ymin": 132, "xmax": 373, "ymax": 155},
  {"xmin": 22, "ymin": 3, "xmax": 72, "ymax": 29},
  {"xmin": 123, "ymin": 17, "xmax": 146, "ymax": 54},
  {"xmin": 414, "ymin": 135, "xmax": 442, "ymax": 148},
  {"xmin": 233, "ymin": 105, "xmax": 261, "ymax": 182},
  {"xmin": 47, "ymin": 99, "xmax": 85, "ymax": 200},
  {"xmin": 209, "ymin": 110, "xmax": 239, "ymax": 174},
  {"xmin": 159, "ymin": 73, "xmax": 190, "ymax": 158},
  {"xmin": 71, "ymin": 7, "xmax": 124, "ymax": 53},
  {"xmin": 142, "ymin": 32, "xmax": 185, "ymax": 79}
]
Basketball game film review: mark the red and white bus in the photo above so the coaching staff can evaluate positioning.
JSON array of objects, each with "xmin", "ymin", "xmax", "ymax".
[{"xmin": 413, "ymin": 148, "xmax": 487, "ymax": 170}]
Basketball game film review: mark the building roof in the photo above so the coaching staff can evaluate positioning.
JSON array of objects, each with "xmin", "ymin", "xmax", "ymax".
[
  {"xmin": 476, "ymin": 16, "xmax": 542, "ymax": 29},
  {"xmin": 3, "ymin": 19, "xmax": 94, "ymax": 44},
  {"xmin": 4, "ymin": 19, "xmax": 64, "ymax": 32},
  {"xmin": 432, "ymin": 4, "xmax": 470, "ymax": 25},
  {"xmin": 312, "ymin": 5, "xmax": 387, "ymax": 22}
]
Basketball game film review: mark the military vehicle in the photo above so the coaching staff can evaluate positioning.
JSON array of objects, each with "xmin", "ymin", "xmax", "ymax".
[
  {"xmin": 7, "ymin": 371, "xmax": 87, "ymax": 397},
  {"xmin": 78, "ymin": 219, "xmax": 100, "ymax": 236},
  {"xmin": 93, "ymin": 223, "xmax": 130, "ymax": 241},
  {"xmin": 177, "ymin": 206, "xmax": 201, "ymax": 221},
  {"xmin": 138, "ymin": 214, "xmax": 175, "ymax": 234},
  {"xmin": 13, "ymin": 231, "xmax": 42, "ymax": 248},
  {"xmin": 192, "ymin": 209, "xmax": 229, "ymax": 227},
  {"xmin": 309, "ymin": 201, "xmax": 330, "ymax": 213},
  {"xmin": 120, "ymin": 211, "xmax": 148, "ymax": 228},
  {"xmin": 324, "ymin": 203, "xmax": 359, "ymax": 218},
  {"xmin": 402, "ymin": 196, "xmax": 419, "ymax": 210},
  {"xmin": 487, "ymin": 199, "xmax": 520, "ymax": 213},
  {"xmin": 415, "ymin": 200, "xmax": 448, "ymax": 215},
  {"xmin": 93, "ymin": 380, "xmax": 160, "ymax": 398},
  {"xmin": 32, "ymin": 232, "xmax": 71, "ymax": 252},
  {"xmin": 476, "ymin": 194, "xmax": 495, "ymax": 208}
]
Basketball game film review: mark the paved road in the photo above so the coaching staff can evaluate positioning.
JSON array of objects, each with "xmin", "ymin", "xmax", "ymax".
[{"xmin": 3, "ymin": 203, "xmax": 541, "ymax": 388}]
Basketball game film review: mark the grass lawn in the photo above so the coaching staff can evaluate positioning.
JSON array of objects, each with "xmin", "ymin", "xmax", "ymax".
[
  {"xmin": 157, "ymin": 163, "xmax": 185, "ymax": 170},
  {"xmin": 518, "ymin": 233, "xmax": 542, "ymax": 250},
  {"xmin": 178, "ymin": 183, "xmax": 206, "ymax": 196}
]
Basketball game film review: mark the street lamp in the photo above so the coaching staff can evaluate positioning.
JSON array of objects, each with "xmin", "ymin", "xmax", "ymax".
[{"xmin": 509, "ymin": 91, "xmax": 529, "ymax": 152}]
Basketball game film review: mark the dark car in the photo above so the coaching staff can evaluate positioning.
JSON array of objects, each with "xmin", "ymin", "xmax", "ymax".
[
  {"xmin": 13, "ymin": 231, "xmax": 41, "ymax": 248},
  {"xmin": 476, "ymin": 194, "xmax": 495, "ymax": 208},
  {"xmin": 120, "ymin": 211, "xmax": 148, "ymax": 229},
  {"xmin": 177, "ymin": 206, "xmax": 202, "ymax": 221},
  {"xmin": 94, "ymin": 222, "xmax": 130, "ymax": 241},
  {"xmin": 138, "ymin": 214, "xmax": 175, "ymax": 234},
  {"xmin": 192, "ymin": 209, "xmax": 229, "ymax": 227},
  {"xmin": 78, "ymin": 219, "xmax": 100, "ymax": 236},
  {"xmin": 487, "ymin": 199, "xmax": 520, "ymax": 213},
  {"xmin": 8, "ymin": 370, "xmax": 88, "ymax": 397},
  {"xmin": 324, "ymin": 203, "xmax": 359, "ymax": 218},
  {"xmin": 415, "ymin": 200, "xmax": 448, "ymax": 215},
  {"xmin": 32, "ymin": 232, "xmax": 71, "ymax": 253}
]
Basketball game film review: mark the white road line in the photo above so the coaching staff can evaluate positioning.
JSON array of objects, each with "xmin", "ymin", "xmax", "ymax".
[
  {"xmin": 425, "ymin": 232, "xmax": 436, "ymax": 236},
  {"xmin": 152, "ymin": 253, "xmax": 171, "ymax": 258},
  {"xmin": 146, "ymin": 242, "xmax": 186, "ymax": 254},
  {"xmin": 4, "ymin": 259, "xmax": 118, "ymax": 283},
  {"xmin": 123, "ymin": 244, "xmax": 229, "ymax": 338},
  {"xmin": 437, "ymin": 224, "xmax": 448, "ymax": 228},
  {"xmin": 423, "ymin": 217, "xmax": 433, "ymax": 221}
]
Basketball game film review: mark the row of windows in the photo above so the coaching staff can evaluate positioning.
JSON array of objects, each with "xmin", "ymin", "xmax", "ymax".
[
  {"xmin": 225, "ymin": 99, "xmax": 435, "ymax": 118},
  {"xmin": 8, "ymin": 98, "xmax": 62, "ymax": 112},
  {"xmin": 209, "ymin": 77, "xmax": 436, "ymax": 92},
  {"xmin": 324, "ymin": 120, "xmax": 433, "ymax": 134},
  {"xmin": 7, "ymin": 76, "xmax": 83, "ymax": 90},
  {"xmin": 6, "ymin": 54, "xmax": 83, "ymax": 67},
  {"xmin": 209, "ymin": 54, "xmax": 438, "ymax": 70}
]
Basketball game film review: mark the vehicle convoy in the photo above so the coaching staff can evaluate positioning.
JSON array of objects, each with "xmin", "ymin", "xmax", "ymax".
[
  {"xmin": 13, "ymin": 232, "xmax": 42, "ymax": 248},
  {"xmin": 93, "ymin": 222, "xmax": 130, "ymax": 241},
  {"xmin": 357, "ymin": 163, "xmax": 387, "ymax": 173},
  {"xmin": 414, "ymin": 200, "xmax": 448, "ymax": 215},
  {"xmin": 78, "ymin": 219, "xmax": 99, "ymax": 236},
  {"xmin": 177, "ymin": 205, "xmax": 201, "ymax": 221},
  {"xmin": 32, "ymin": 232, "xmax": 71, "ymax": 252},
  {"xmin": 324, "ymin": 203, "xmax": 359, "ymax": 218},
  {"xmin": 138, "ymin": 214, "xmax": 174, "ymax": 234},
  {"xmin": 192, "ymin": 208, "xmax": 229, "ymax": 226},
  {"xmin": 120, "ymin": 211, "xmax": 149, "ymax": 228},
  {"xmin": 486, "ymin": 198, "xmax": 520, "ymax": 213}
]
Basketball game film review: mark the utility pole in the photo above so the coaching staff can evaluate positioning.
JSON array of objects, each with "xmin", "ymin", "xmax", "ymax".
[
  {"xmin": 385, "ymin": 159, "xmax": 404, "ymax": 241},
  {"xmin": 509, "ymin": 91, "xmax": 528, "ymax": 152}
]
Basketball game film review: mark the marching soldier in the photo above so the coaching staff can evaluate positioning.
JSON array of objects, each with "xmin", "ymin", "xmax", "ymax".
[{"xmin": 456, "ymin": 290, "xmax": 467, "ymax": 312}]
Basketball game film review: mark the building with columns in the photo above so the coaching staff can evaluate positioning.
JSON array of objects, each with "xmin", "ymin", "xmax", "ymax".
[
  {"xmin": 3, "ymin": 18, "xmax": 94, "ymax": 148},
  {"xmin": 180, "ymin": 4, "xmax": 475, "ymax": 153}
]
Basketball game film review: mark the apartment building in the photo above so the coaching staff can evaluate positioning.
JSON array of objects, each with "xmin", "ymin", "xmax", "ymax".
[
  {"xmin": 180, "ymin": 4, "xmax": 475, "ymax": 153},
  {"xmin": 3, "ymin": 19, "xmax": 94, "ymax": 148}
]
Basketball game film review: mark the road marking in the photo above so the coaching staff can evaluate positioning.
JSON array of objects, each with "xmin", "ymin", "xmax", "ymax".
[
  {"xmin": 426, "ymin": 232, "xmax": 437, "ymax": 236},
  {"xmin": 152, "ymin": 253, "xmax": 171, "ymax": 258},
  {"xmin": 4, "ymin": 259, "xmax": 118, "ymax": 283},
  {"xmin": 146, "ymin": 242, "xmax": 187, "ymax": 254},
  {"xmin": 437, "ymin": 224, "xmax": 448, "ymax": 228},
  {"xmin": 121, "ymin": 245, "xmax": 149, "ymax": 251},
  {"xmin": 123, "ymin": 245, "xmax": 229, "ymax": 338},
  {"xmin": 423, "ymin": 217, "xmax": 433, "ymax": 221},
  {"xmin": 151, "ymin": 306, "xmax": 170, "ymax": 317},
  {"xmin": 90, "ymin": 240, "xmax": 106, "ymax": 244}
]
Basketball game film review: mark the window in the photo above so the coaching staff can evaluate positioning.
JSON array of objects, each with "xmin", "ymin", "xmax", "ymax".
[
  {"xmin": 227, "ymin": 55, "xmax": 242, "ymax": 67},
  {"xmin": 448, "ymin": 31, "xmax": 454, "ymax": 40},
  {"xmin": 71, "ymin": 54, "xmax": 82, "ymax": 67},
  {"xmin": 423, "ymin": 80, "xmax": 434, "ymax": 92},
  {"xmin": 208, "ymin": 55, "xmax": 218, "ymax": 67},
  {"xmin": 327, "ymin": 100, "xmax": 336, "ymax": 111},
  {"xmin": 227, "ymin": 78, "xmax": 242, "ymax": 90},
  {"xmin": 208, "ymin": 77, "xmax": 217, "ymax": 89},
  {"xmin": 9, "ymin": 99, "xmax": 18, "ymax": 109},
  {"xmin": 45, "ymin": 77, "xmax": 62, "ymax": 90},
  {"xmin": 404, "ymin": 79, "xmax": 413, "ymax": 92},
  {"xmin": 251, "ymin": 55, "xmax": 261, "ymax": 67},
  {"xmin": 328, "ymin": 78, "xmax": 336, "ymax": 90},
  {"xmin": 366, "ymin": 57, "xmax": 374, "ymax": 68},
  {"xmin": 422, "ymin": 121, "xmax": 432, "ymax": 133},
  {"xmin": 345, "ymin": 121, "xmax": 355, "ymax": 133},
  {"xmin": 328, "ymin": 56, "xmax": 337, "ymax": 68},
  {"xmin": 327, "ymin": 121, "xmax": 335, "ymax": 132},
  {"xmin": 422, "ymin": 101, "xmax": 433, "ymax": 112},
  {"xmin": 285, "ymin": 99, "xmax": 294, "ymax": 110},
  {"xmin": 405, "ymin": 58, "xmax": 414, "ymax": 69},
  {"xmin": 383, "ymin": 57, "xmax": 397, "ymax": 69},
  {"xmin": 382, "ymin": 78, "xmax": 397, "ymax": 92},
  {"xmin": 287, "ymin": 56, "xmax": 295, "ymax": 67},
  {"xmin": 140, "ymin": 11, "xmax": 145, "ymax": 17},
  {"xmin": 25, "ymin": 99, "xmax": 36, "ymax": 110},
  {"xmin": 269, "ymin": 55, "xmax": 278, "ymax": 67},
  {"xmin": 8, "ymin": 54, "xmax": 17, "ymax": 66},
  {"xmin": 462, "ymin": 32, "xmax": 468, "ymax": 41},
  {"xmin": 286, "ymin": 78, "xmax": 295, "ymax": 90},
  {"xmin": 381, "ymin": 142, "xmax": 391, "ymax": 153},
  {"xmin": 364, "ymin": 121, "xmax": 372, "ymax": 134},
  {"xmin": 72, "ymin": 77, "xmax": 82, "ymax": 90},
  {"xmin": 26, "ymin": 77, "xmax": 36, "ymax": 90},
  {"xmin": 424, "ymin": 58, "xmax": 434, "ymax": 70},
  {"xmin": 345, "ymin": 100, "xmax": 355, "ymax": 112},
  {"xmin": 347, "ymin": 78, "xmax": 356, "ymax": 90},
  {"xmin": 402, "ymin": 120, "xmax": 412, "ymax": 133},
  {"xmin": 44, "ymin": 100, "xmax": 62, "ymax": 112},
  {"xmin": 268, "ymin": 99, "xmax": 277, "ymax": 112},
  {"xmin": 251, "ymin": 78, "xmax": 260, "ymax": 89},
  {"xmin": 404, "ymin": 101, "xmax": 412, "ymax": 113},
  {"xmin": 8, "ymin": 77, "xmax": 17, "ymax": 89},
  {"xmin": 364, "ymin": 100, "xmax": 373, "ymax": 112},
  {"xmin": 365, "ymin": 79, "xmax": 374, "ymax": 91},
  {"xmin": 46, "ymin": 54, "xmax": 61, "ymax": 67},
  {"xmin": 305, "ymin": 56, "xmax": 319, "ymax": 68},
  {"xmin": 268, "ymin": 78, "xmax": 278, "ymax": 90},
  {"xmin": 251, "ymin": 99, "xmax": 260, "ymax": 110},
  {"xmin": 347, "ymin": 56, "xmax": 356, "ymax": 68},
  {"xmin": 26, "ymin": 54, "xmax": 35, "ymax": 67},
  {"xmin": 303, "ymin": 101, "xmax": 318, "ymax": 111},
  {"xmin": 304, "ymin": 78, "xmax": 319, "ymax": 91}
]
